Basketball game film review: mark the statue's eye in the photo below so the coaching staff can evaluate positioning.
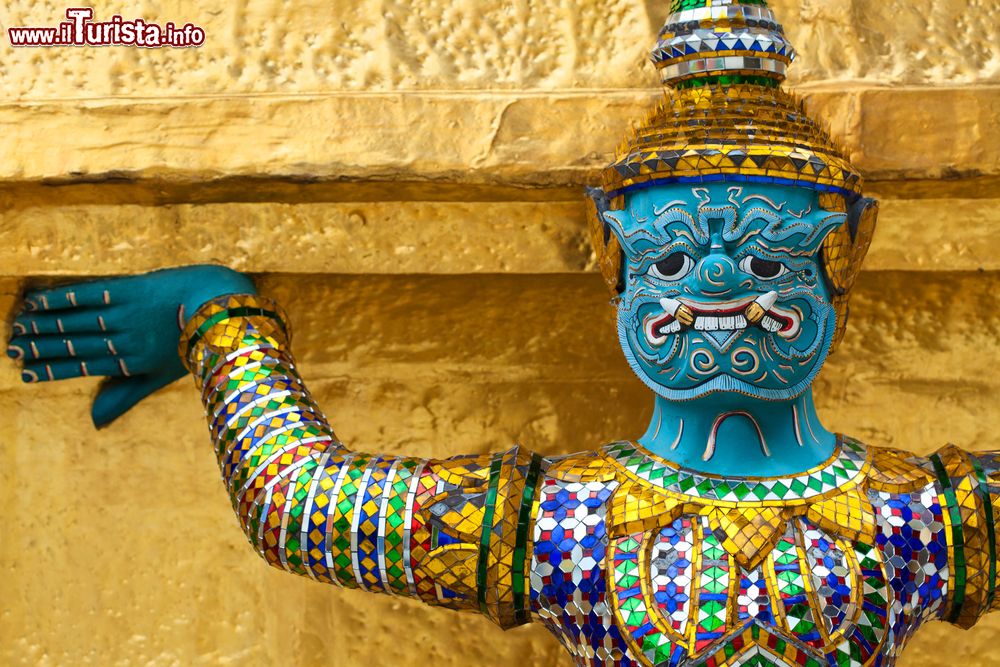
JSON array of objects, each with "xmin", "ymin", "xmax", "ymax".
[
  {"xmin": 648, "ymin": 252, "xmax": 694, "ymax": 281},
  {"xmin": 739, "ymin": 255, "xmax": 788, "ymax": 280}
]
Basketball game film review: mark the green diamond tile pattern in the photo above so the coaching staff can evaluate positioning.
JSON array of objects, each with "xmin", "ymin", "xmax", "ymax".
[{"xmin": 604, "ymin": 438, "xmax": 868, "ymax": 502}]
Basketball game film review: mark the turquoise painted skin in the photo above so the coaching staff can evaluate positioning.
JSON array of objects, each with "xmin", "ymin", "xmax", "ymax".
[
  {"xmin": 604, "ymin": 183, "xmax": 845, "ymax": 476},
  {"xmin": 6, "ymin": 265, "xmax": 254, "ymax": 427},
  {"xmin": 7, "ymin": 183, "xmax": 843, "ymax": 477}
]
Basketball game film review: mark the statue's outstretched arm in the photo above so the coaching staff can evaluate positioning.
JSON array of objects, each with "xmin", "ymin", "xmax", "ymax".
[
  {"xmin": 7, "ymin": 266, "xmax": 542, "ymax": 629},
  {"xmin": 181, "ymin": 293, "xmax": 543, "ymax": 627}
]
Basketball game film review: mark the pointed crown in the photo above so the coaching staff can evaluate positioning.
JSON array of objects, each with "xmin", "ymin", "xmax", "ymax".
[{"xmin": 602, "ymin": 0, "xmax": 862, "ymax": 198}]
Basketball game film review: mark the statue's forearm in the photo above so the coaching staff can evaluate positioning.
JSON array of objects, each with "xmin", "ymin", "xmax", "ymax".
[
  {"xmin": 182, "ymin": 295, "xmax": 333, "ymax": 567},
  {"xmin": 179, "ymin": 294, "xmax": 543, "ymax": 627},
  {"xmin": 180, "ymin": 294, "xmax": 425, "ymax": 588}
]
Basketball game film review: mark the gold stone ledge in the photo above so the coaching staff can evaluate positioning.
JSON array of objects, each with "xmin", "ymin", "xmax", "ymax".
[
  {"xmin": 865, "ymin": 175, "xmax": 1000, "ymax": 201},
  {"xmin": 1, "ymin": 198, "xmax": 998, "ymax": 277},
  {"xmin": 2, "ymin": 87, "xmax": 999, "ymax": 185},
  {"xmin": 855, "ymin": 87, "xmax": 1000, "ymax": 180},
  {"xmin": 2, "ymin": 176, "xmax": 996, "ymax": 210},
  {"xmin": 0, "ymin": 202, "xmax": 590, "ymax": 276},
  {"xmin": 866, "ymin": 199, "xmax": 1000, "ymax": 272}
]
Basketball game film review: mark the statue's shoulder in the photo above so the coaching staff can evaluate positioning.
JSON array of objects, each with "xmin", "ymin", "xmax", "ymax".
[
  {"xmin": 846, "ymin": 436, "xmax": 1000, "ymax": 494},
  {"xmin": 841, "ymin": 434, "xmax": 937, "ymax": 494},
  {"xmin": 852, "ymin": 439, "xmax": 1000, "ymax": 630},
  {"xmin": 543, "ymin": 446, "xmax": 618, "ymax": 484},
  {"xmin": 543, "ymin": 440, "xmax": 669, "ymax": 484}
]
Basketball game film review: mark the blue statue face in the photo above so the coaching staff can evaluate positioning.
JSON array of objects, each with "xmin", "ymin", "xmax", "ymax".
[{"xmin": 604, "ymin": 183, "xmax": 846, "ymax": 402}]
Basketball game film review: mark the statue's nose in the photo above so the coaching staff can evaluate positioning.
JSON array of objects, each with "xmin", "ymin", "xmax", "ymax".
[{"xmin": 693, "ymin": 247, "xmax": 739, "ymax": 297}]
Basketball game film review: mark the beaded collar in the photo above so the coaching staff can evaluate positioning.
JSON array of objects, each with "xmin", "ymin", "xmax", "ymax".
[
  {"xmin": 602, "ymin": 435, "xmax": 868, "ymax": 506},
  {"xmin": 600, "ymin": 436, "xmax": 875, "ymax": 570}
]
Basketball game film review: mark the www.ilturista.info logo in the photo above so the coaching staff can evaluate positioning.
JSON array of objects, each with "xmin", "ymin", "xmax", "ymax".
[{"xmin": 8, "ymin": 7, "xmax": 205, "ymax": 48}]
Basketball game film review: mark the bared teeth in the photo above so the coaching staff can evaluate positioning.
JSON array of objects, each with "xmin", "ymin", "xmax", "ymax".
[
  {"xmin": 656, "ymin": 292, "xmax": 794, "ymax": 337},
  {"xmin": 744, "ymin": 291, "xmax": 778, "ymax": 325},
  {"xmin": 745, "ymin": 302, "xmax": 765, "ymax": 324},
  {"xmin": 694, "ymin": 317, "xmax": 718, "ymax": 331},
  {"xmin": 660, "ymin": 321, "xmax": 682, "ymax": 335},
  {"xmin": 675, "ymin": 305, "xmax": 695, "ymax": 327},
  {"xmin": 693, "ymin": 315, "xmax": 749, "ymax": 332},
  {"xmin": 760, "ymin": 316, "xmax": 783, "ymax": 333},
  {"xmin": 660, "ymin": 298, "xmax": 695, "ymax": 327}
]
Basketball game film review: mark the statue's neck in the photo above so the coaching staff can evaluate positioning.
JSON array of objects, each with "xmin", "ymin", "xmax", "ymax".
[{"xmin": 637, "ymin": 389, "xmax": 836, "ymax": 477}]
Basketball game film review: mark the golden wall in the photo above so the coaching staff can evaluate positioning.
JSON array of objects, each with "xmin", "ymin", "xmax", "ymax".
[{"xmin": 2, "ymin": 1, "xmax": 999, "ymax": 665}]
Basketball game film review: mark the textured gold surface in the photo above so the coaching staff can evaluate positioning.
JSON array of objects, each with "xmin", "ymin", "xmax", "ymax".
[
  {"xmin": 1, "ymin": 0, "xmax": 997, "ymax": 98},
  {"xmin": 3, "ymin": 0, "xmax": 1000, "ymax": 665}
]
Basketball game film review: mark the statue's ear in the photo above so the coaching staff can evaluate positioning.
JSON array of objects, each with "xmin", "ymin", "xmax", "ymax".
[
  {"xmin": 585, "ymin": 187, "xmax": 627, "ymax": 296},
  {"xmin": 601, "ymin": 210, "xmax": 629, "ymax": 246},
  {"xmin": 822, "ymin": 196, "xmax": 879, "ymax": 351},
  {"xmin": 847, "ymin": 197, "xmax": 879, "ymax": 245},
  {"xmin": 585, "ymin": 187, "xmax": 620, "ymax": 241},
  {"xmin": 823, "ymin": 197, "xmax": 879, "ymax": 295}
]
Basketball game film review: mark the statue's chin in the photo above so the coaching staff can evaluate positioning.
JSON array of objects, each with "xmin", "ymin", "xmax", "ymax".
[
  {"xmin": 639, "ymin": 373, "xmax": 817, "ymax": 403},
  {"xmin": 620, "ymin": 332, "xmax": 828, "ymax": 402}
]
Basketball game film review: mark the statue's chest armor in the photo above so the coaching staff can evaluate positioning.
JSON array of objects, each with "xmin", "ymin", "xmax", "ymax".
[
  {"xmin": 532, "ymin": 440, "xmax": 950, "ymax": 666},
  {"xmin": 607, "ymin": 515, "xmax": 891, "ymax": 667}
]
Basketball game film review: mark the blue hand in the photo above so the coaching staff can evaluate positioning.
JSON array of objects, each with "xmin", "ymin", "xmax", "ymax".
[{"xmin": 7, "ymin": 264, "xmax": 256, "ymax": 428}]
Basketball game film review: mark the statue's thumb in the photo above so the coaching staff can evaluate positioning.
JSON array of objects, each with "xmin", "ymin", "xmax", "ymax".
[{"xmin": 91, "ymin": 373, "xmax": 180, "ymax": 429}]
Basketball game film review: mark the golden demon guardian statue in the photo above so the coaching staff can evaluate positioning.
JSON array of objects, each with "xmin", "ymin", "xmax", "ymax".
[{"xmin": 7, "ymin": 2, "xmax": 998, "ymax": 665}]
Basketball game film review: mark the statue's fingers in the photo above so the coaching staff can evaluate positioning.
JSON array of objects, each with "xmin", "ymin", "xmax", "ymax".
[
  {"xmin": 12, "ymin": 309, "xmax": 115, "ymax": 336},
  {"xmin": 20, "ymin": 356, "xmax": 128, "ymax": 383},
  {"xmin": 7, "ymin": 334, "xmax": 123, "ymax": 362},
  {"xmin": 23, "ymin": 282, "xmax": 116, "ymax": 312}
]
